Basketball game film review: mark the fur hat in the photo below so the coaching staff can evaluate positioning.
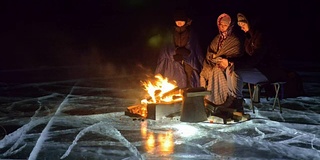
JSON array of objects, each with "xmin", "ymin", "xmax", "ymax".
[{"xmin": 237, "ymin": 13, "xmax": 248, "ymax": 23}]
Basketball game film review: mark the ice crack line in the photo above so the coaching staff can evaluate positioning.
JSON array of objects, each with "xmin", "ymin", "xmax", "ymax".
[
  {"xmin": 28, "ymin": 82, "xmax": 78, "ymax": 160},
  {"xmin": 60, "ymin": 121, "xmax": 143, "ymax": 159}
]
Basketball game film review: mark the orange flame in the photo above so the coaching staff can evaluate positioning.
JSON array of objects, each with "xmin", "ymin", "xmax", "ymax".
[{"xmin": 141, "ymin": 74, "xmax": 182, "ymax": 104}]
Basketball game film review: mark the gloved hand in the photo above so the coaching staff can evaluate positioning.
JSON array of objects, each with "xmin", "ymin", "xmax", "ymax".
[
  {"xmin": 173, "ymin": 54, "xmax": 183, "ymax": 61},
  {"xmin": 175, "ymin": 47, "xmax": 191, "ymax": 57}
]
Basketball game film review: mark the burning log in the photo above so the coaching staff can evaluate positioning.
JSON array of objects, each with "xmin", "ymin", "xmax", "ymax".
[
  {"xmin": 144, "ymin": 87, "xmax": 181, "ymax": 103},
  {"xmin": 161, "ymin": 87, "xmax": 180, "ymax": 98},
  {"xmin": 172, "ymin": 95, "xmax": 182, "ymax": 100},
  {"xmin": 144, "ymin": 89, "xmax": 161, "ymax": 102},
  {"xmin": 125, "ymin": 104, "xmax": 147, "ymax": 118}
]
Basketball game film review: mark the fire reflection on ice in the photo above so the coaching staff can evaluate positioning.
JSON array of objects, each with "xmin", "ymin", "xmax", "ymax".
[
  {"xmin": 158, "ymin": 131, "xmax": 174, "ymax": 154},
  {"xmin": 141, "ymin": 121, "xmax": 174, "ymax": 155},
  {"xmin": 140, "ymin": 121, "xmax": 199, "ymax": 156}
]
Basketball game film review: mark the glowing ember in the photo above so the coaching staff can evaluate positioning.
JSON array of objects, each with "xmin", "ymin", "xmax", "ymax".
[{"xmin": 141, "ymin": 74, "xmax": 182, "ymax": 104}]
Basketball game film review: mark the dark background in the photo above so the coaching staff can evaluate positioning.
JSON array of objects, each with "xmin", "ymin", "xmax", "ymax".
[{"xmin": 0, "ymin": 0, "xmax": 317, "ymax": 71}]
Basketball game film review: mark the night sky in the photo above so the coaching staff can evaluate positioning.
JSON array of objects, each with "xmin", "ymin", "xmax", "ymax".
[{"xmin": 0, "ymin": 0, "xmax": 317, "ymax": 70}]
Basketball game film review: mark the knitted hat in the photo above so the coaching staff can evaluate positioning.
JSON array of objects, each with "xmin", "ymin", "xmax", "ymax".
[
  {"xmin": 173, "ymin": 9, "xmax": 188, "ymax": 21},
  {"xmin": 237, "ymin": 13, "xmax": 248, "ymax": 23},
  {"xmin": 217, "ymin": 13, "xmax": 231, "ymax": 25}
]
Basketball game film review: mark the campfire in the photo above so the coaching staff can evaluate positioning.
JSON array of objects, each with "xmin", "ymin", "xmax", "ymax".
[
  {"xmin": 125, "ymin": 74, "xmax": 183, "ymax": 119},
  {"xmin": 141, "ymin": 74, "xmax": 182, "ymax": 104}
]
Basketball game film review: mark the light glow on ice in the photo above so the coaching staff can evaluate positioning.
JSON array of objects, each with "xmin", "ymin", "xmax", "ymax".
[{"xmin": 172, "ymin": 123, "xmax": 199, "ymax": 137}]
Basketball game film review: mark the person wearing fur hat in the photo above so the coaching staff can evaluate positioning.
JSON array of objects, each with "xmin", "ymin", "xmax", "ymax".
[
  {"xmin": 200, "ymin": 13, "xmax": 244, "ymax": 117},
  {"xmin": 154, "ymin": 9, "xmax": 204, "ymax": 89}
]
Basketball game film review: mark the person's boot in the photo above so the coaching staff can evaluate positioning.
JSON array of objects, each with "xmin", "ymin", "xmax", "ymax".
[
  {"xmin": 204, "ymin": 99, "xmax": 228, "ymax": 118},
  {"xmin": 215, "ymin": 96, "xmax": 236, "ymax": 108},
  {"xmin": 233, "ymin": 98, "xmax": 244, "ymax": 114},
  {"xmin": 225, "ymin": 98, "xmax": 243, "ymax": 122},
  {"xmin": 204, "ymin": 99, "xmax": 218, "ymax": 117}
]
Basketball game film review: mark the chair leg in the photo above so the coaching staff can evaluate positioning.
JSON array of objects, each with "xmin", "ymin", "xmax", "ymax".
[
  {"xmin": 253, "ymin": 84, "xmax": 260, "ymax": 103},
  {"xmin": 272, "ymin": 83, "xmax": 282, "ymax": 113},
  {"xmin": 248, "ymin": 83, "xmax": 255, "ymax": 113}
]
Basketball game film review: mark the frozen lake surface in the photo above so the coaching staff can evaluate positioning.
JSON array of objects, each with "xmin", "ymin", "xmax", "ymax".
[{"xmin": 0, "ymin": 62, "xmax": 319, "ymax": 160}]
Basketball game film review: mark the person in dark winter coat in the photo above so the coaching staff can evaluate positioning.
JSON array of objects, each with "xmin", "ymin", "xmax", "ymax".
[
  {"xmin": 235, "ymin": 13, "xmax": 287, "ymax": 83},
  {"xmin": 154, "ymin": 9, "xmax": 204, "ymax": 89}
]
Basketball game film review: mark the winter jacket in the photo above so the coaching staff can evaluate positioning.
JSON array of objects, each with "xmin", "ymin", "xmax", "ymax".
[
  {"xmin": 235, "ymin": 13, "xmax": 287, "ymax": 83},
  {"xmin": 155, "ymin": 18, "xmax": 204, "ymax": 89}
]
